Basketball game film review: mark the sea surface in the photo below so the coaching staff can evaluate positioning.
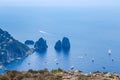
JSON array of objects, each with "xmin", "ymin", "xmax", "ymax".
[{"xmin": 0, "ymin": 7, "xmax": 120, "ymax": 73}]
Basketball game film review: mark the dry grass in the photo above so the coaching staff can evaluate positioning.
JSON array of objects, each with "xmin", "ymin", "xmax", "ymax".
[{"xmin": 0, "ymin": 69, "xmax": 120, "ymax": 80}]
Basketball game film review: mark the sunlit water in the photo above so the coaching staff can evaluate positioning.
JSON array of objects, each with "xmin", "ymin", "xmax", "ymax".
[{"xmin": 0, "ymin": 7, "xmax": 120, "ymax": 73}]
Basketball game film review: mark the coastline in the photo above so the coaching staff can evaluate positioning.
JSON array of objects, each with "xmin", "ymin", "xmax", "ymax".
[{"xmin": 0, "ymin": 68, "xmax": 120, "ymax": 80}]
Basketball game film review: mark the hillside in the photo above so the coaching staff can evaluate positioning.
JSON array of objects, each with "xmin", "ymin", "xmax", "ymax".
[{"xmin": 0, "ymin": 28, "xmax": 32, "ymax": 64}]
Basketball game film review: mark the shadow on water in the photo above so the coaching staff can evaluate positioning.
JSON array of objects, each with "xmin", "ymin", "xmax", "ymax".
[
  {"xmin": 55, "ymin": 49, "xmax": 70, "ymax": 58},
  {"xmin": 55, "ymin": 49, "xmax": 70, "ymax": 70},
  {"xmin": 63, "ymin": 50, "xmax": 70, "ymax": 58},
  {"xmin": 63, "ymin": 50, "xmax": 70, "ymax": 70},
  {"xmin": 35, "ymin": 50, "xmax": 47, "ymax": 58}
]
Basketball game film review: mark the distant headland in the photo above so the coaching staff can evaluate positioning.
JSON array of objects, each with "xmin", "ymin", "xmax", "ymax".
[{"xmin": 0, "ymin": 28, "xmax": 33, "ymax": 64}]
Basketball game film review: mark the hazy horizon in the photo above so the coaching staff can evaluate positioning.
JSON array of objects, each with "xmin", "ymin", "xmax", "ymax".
[{"xmin": 0, "ymin": 0, "xmax": 120, "ymax": 8}]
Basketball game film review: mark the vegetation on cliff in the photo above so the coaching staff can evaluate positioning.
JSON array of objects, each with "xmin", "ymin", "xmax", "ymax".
[{"xmin": 0, "ymin": 69, "xmax": 120, "ymax": 80}]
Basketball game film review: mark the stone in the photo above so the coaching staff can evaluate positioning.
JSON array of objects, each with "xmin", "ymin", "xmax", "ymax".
[
  {"xmin": 54, "ymin": 40, "xmax": 62, "ymax": 52},
  {"xmin": 62, "ymin": 37, "xmax": 70, "ymax": 52},
  {"xmin": 25, "ymin": 40, "xmax": 34, "ymax": 45},
  {"xmin": 34, "ymin": 38, "xmax": 48, "ymax": 53}
]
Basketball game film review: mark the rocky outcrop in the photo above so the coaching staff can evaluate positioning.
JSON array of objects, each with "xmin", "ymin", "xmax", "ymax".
[
  {"xmin": 25, "ymin": 40, "xmax": 34, "ymax": 45},
  {"xmin": 0, "ymin": 69, "xmax": 120, "ymax": 80},
  {"xmin": 54, "ymin": 37, "xmax": 70, "ymax": 52},
  {"xmin": 62, "ymin": 37, "xmax": 70, "ymax": 52},
  {"xmin": 54, "ymin": 40, "xmax": 62, "ymax": 52},
  {"xmin": 0, "ymin": 28, "xmax": 31, "ymax": 64},
  {"xmin": 34, "ymin": 38, "xmax": 48, "ymax": 53}
]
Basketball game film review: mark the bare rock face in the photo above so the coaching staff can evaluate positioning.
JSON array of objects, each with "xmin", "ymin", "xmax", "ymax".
[
  {"xmin": 34, "ymin": 38, "xmax": 48, "ymax": 53},
  {"xmin": 0, "ymin": 28, "xmax": 31, "ymax": 64}
]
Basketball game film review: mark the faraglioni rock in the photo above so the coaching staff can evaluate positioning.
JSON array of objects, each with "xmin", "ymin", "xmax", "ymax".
[
  {"xmin": 0, "ymin": 28, "xmax": 32, "ymax": 64},
  {"xmin": 54, "ymin": 37, "xmax": 70, "ymax": 52},
  {"xmin": 34, "ymin": 38, "xmax": 48, "ymax": 53},
  {"xmin": 62, "ymin": 37, "xmax": 70, "ymax": 52},
  {"xmin": 25, "ymin": 40, "xmax": 34, "ymax": 45},
  {"xmin": 54, "ymin": 40, "xmax": 62, "ymax": 52}
]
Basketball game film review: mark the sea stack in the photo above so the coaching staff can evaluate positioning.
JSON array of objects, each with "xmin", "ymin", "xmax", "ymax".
[
  {"xmin": 54, "ymin": 37, "xmax": 70, "ymax": 52},
  {"xmin": 25, "ymin": 40, "xmax": 34, "ymax": 45},
  {"xmin": 34, "ymin": 38, "xmax": 48, "ymax": 53},
  {"xmin": 62, "ymin": 37, "xmax": 70, "ymax": 52},
  {"xmin": 54, "ymin": 40, "xmax": 62, "ymax": 52},
  {"xmin": 0, "ymin": 28, "xmax": 32, "ymax": 64}
]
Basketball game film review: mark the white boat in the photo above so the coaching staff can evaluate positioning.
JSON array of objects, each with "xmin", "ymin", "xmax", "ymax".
[
  {"xmin": 4, "ymin": 68, "xmax": 9, "ymax": 71},
  {"xmin": 108, "ymin": 49, "xmax": 112, "ymax": 55},
  {"xmin": 70, "ymin": 66, "xmax": 74, "ymax": 70},
  {"xmin": 7, "ymin": 60, "xmax": 11, "ymax": 63},
  {"xmin": 0, "ymin": 65, "xmax": 4, "ymax": 70},
  {"xmin": 16, "ymin": 57, "xmax": 22, "ymax": 60},
  {"xmin": 10, "ymin": 58, "xmax": 15, "ymax": 61}
]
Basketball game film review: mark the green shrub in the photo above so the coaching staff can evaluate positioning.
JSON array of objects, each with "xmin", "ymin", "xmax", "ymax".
[
  {"xmin": 51, "ymin": 68, "xmax": 63, "ymax": 73},
  {"xmin": 109, "ymin": 75, "xmax": 114, "ymax": 79}
]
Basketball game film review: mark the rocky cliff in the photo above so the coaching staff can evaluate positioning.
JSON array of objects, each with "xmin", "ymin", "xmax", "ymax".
[
  {"xmin": 34, "ymin": 38, "xmax": 48, "ymax": 53},
  {"xmin": 0, "ymin": 69, "xmax": 120, "ymax": 80},
  {"xmin": 0, "ymin": 28, "xmax": 31, "ymax": 64}
]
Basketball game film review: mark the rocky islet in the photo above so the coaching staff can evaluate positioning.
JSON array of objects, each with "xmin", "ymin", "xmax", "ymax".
[{"xmin": 54, "ymin": 37, "xmax": 71, "ymax": 52}]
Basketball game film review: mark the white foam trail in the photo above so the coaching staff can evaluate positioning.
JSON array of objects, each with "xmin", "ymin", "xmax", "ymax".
[
  {"xmin": 39, "ymin": 30, "xmax": 48, "ymax": 34},
  {"xmin": 39, "ymin": 30, "xmax": 55, "ymax": 36}
]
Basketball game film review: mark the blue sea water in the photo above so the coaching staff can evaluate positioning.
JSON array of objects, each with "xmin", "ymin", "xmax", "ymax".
[{"xmin": 0, "ymin": 7, "xmax": 120, "ymax": 73}]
